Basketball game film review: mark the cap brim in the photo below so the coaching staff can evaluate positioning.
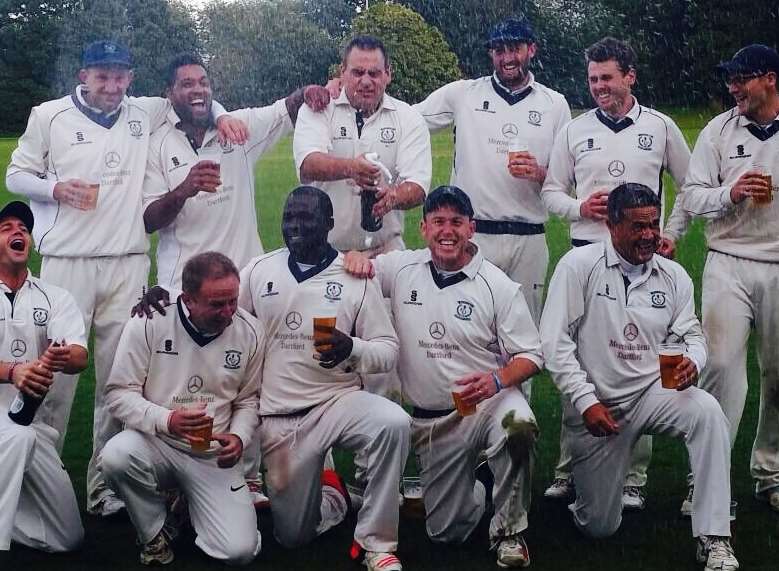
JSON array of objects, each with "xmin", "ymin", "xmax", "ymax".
[
  {"xmin": 82, "ymin": 59, "xmax": 131, "ymax": 68},
  {"xmin": 0, "ymin": 201, "xmax": 34, "ymax": 232},
  {"xmin": 716, "ymin": 60, "xmax": 753, "ymax": 75},
  {"xmin": 485, "ymin": 37, "xmax": 534, "ymax": 48}
]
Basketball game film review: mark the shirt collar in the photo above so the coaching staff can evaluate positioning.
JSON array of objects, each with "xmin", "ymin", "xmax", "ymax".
[
  {"xmin": 604, "ymin": 239, "xmax": 657, "ymax": 274},
  {"xmin": 0, "ymin": 270, "xmax": 32, "ymax": 293},
  {"xmin": 739, "ymin": 110, "xmax": 779, "ymax": 128},
  {"xmin": 492, "ymin": 71, "xmax": 535, "ymax": 96},
  {"xmin": 420, "ymin": 242, "xmax": 484, "ymax": 280},
  {"xmin": 75, "ymin": 85, "xmax": 124, "ymax": 117}
]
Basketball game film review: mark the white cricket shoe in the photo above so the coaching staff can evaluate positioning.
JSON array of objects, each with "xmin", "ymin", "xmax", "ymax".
[
  {"xmin": 496, "ymin": 534, "xmax": 531, "ymax": 568},
  {"xmin": 364, "ymin": 551, "xmax": 403, "ymax": 571},
  {"xmin": 543, "ymin": 477, "xmax": 574, "ymax": 500},
  {"xmin": 621, "ymin": 485, "xmax": 646, "ymax": 511},
  {"xmin": 696, "ymin": 536, "xmax": 738, "ymax": 571},
  {"xmin": 140, "ymin": 529, "xmax": 174, "ymax": 566},
  {"xmin": 89, "ymin": 493, "xmax": 126, "ymax": 517}
]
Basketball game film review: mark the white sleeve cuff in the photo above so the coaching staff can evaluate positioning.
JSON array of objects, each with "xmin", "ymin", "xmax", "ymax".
[{"xmin": 573, "ymin": 393, "xmax": 600, "ymax": 416}]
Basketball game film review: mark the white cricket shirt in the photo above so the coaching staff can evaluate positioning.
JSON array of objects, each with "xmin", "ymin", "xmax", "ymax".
[
  {"xmin": 542, "ymin": 98, "xmax": 691, "ymax": 241},
  {"xmin": 144, "ymin": 100, "xmax": 291, "ymax": 288},
  {"xmin": 6, "ymin": 91, "xmax": 173, "ymax": 257},
  {"xmin": 540, "ymin": 240, "xmax": 707, "ymax": 414},
  {"xmin": 0, "ymin": 273, "xmax": 87, "ymax": 424},
  {"xmin": 683, "ymin": 108, "xmax": 779, "ymax": 262},
  {"xmin": 293, "ymin": 90, "xmax": 432, "ymax": 252},
  {"xmin": 239, "ymin": 248, "xmax": 398, "ymax": 415},
  {"xmin": 105, "ymin": 297, "xmax": 262, "ymax": 454},
  {"xmin": 372, "ymin": 246, "xmax": 543, "ymax": 410},
  {"xmin": 414, "ymin": 73, "xmax": 571, "ymax": 224}
]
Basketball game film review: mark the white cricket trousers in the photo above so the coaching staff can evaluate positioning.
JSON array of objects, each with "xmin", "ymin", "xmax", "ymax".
[
  {"xmin": 101, "ymin": 430, "xmax": 260, "ymax": 564},
  {"xmin": 41, "ymin": 254, "xmax": 149, "ymax": 510},
  {"xmin": 260, "ymin": 390, "xmax": 410, "ymax": 552},
  {"xmin": 411, "ymin": 389, "xmax": 537, "ymax": 543},
  {"xmin": 567, "ymin": 382, "xmax": 732, "ymax": 539},
  {"xmin": 701, "ymin": 251, "xmax": 779, "ymax": 494},
  {"xmin": 0, "ymin": 416, "xmax": 82, "ymax": 552}
]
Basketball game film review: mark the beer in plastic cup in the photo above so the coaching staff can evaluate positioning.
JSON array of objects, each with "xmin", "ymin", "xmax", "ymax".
[
  {"xmin": 82, "ymin": 173, "xmax": 100, "ymax": 210},
  {"xmin": 401, "ymin": 476, "xmax": 425, "ymax": 518},
  {"xmin": 752, "ymin": 163, "xmax": 773, "ymax": 205},
  {"xmin": 197, "ymin": 145, "xmax": 223, "ymax": 190},
  {"xmin": 452, "ymin": 389, "xmax": 476, "ymax": 417},
  {"xmin": 313, "ymin": 316, "xmax": 337, "ymax": 353},
  {"xmin": 189, "ymin": 405, "xmax": 214, "ymax": 452},
  {"xmin": 658, "ymin": 343, "xmax": 684, "ymax": 389},
  {"xmin": 508, "ymin": 136, "xmax": 529, "ymax": 177}
]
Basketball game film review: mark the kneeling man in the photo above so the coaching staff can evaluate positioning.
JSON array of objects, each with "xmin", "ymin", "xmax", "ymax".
[
  {"xmin": 540, "ymin": 183, "xmax": 737, "ymax": 571},
  {"xmin": 102, "ymin": 252, "xmax": 263, "ymax": 565}
]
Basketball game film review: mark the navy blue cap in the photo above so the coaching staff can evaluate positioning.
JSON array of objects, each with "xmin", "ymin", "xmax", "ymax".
[
  {"xmin": 0, "ymin": 201, "xmax": 34, "ymax": 232},
  {"xmin": 423, "ymin": 186, "xmax": 474, "ymax": 219},
  {"xmin": 485, "ymin": 18, "xmax": 535, "ymax": 48},
  {"xmin": 82, "ymin": 40, "xmax": 132, "ymax": 68},
  {"xmin": 717, "ymin": 44, "xmax": 779, "ymax": 77}
]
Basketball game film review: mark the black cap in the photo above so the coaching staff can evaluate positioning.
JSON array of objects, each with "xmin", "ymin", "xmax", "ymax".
[
  {"xmin": 717, "ymin": 44, "xmax": 779, "ymax": 77},
  {"xmin": 485, "ymin": 18, "xmax": 535, "ymax": 48},
  {"xmin": 423, "ymin": 186, "xmax": 474, "ymax": 219},
  {"xmin": 0, "ymin": 201, "xmax": 34, "ymax": 232},
  {"xmin": 82, "ymin": 40, "xmax": 132, "ymax": 68}
]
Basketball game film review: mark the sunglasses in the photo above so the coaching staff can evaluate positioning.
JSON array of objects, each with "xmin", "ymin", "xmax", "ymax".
[{"xmin": 724, "ymin": 72, "xmax": 768, "ymax": 86}]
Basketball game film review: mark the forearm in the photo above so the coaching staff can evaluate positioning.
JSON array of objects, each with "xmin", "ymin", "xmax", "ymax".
[
  {"xmin": 497, "ymin": 357, "xmax": 540, "ymax": 389},
  {"xmin": 392, "ymin": 182, "xmax": 425, "ymax": 211},
  {"xmin": 299, "ymin": 152, "xmax": 355, "ymax": 183},
  {"xmin": 62, "ymin": 345, "xmax": 88, "ymax": 374},
  {"xmin": 106, "ymin": 384, "xmax": 171, "ymax": 435},
  {"xmin": 143, "ymin": 186, "xmax": 191, "ymax": 233},
  {"xmin": 285, "ymin": 88, "xmax": 305, "ymax": 126},
  {"xmin": 6, "ymin": 170, "xmax": 57, "ymax": 203}
]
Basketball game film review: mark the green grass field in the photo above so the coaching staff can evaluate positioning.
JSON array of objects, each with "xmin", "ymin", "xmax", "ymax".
[{"xmin": 0, "ymin": 107, "xmax": 776, "ymax": 570}]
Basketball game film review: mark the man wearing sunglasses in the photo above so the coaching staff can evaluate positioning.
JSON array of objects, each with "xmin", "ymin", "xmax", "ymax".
[{"xmin": 684, "ymin": 44, "xmax": 779, "ymax": 522}]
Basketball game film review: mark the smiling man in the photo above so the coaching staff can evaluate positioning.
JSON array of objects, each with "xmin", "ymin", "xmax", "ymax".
[
  {"xmin": 343, "ymin": 186, "xmax": 543, "ymax": 568},
  {"xmin": 540, "ymin": 37, "xmax": 693, "ymax": 508},
  {"xmin": 414, "ymin": 17, "xmax": 570, "ymax": 329},
  {"xmin": 540, "ymin": 183, "xmax": 737, "ymax": 571},
  {"xmin": 294, "ymin": 35, "xmax": 431, "ymax": 256},
  {"xmin": 683, "ymin": 44, "xmax": 779, "ymax": 516},
  {"xmin": 0, "ymin": 201, "xmax": 88, "ymax": 555},
  {"xmin": 102, "ymin": 252, "xmax": 263, "ymax": 566}
]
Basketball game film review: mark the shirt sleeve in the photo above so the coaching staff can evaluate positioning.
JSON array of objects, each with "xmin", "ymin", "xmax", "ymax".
[
  {"xmin": 667, "ymin": 269, "xmax": 707, "ymax": 374},
  {"xmin": 131, "ymin": 97, "xmax": 171, "ymax": 132},
  {"xmin": 238, "ymin": 260, "xmax": 259, "ymax": 316},
  {"xmin": 495, "ymin": 283, "xmax": 544, "ymax": 371},
  {"xmin": 682, "ymin": 121, "xmax": 736, "ymax": 219},
  {"xmin": 105, "ymin": 318, "xmax": 173, "ymax": 436},
  {"xmin": 344, "ymin": 278, "xmax": 399, "ymax": 374},
  {"xmin": 293, "ymin": 103, "xmax": 334, "ymax": 176},
  {"xmin": 142, "ymin": 134, "xmax": 170, "ymax": 208},
  {"xmin": 539, "ymin": 256, "xmax": 599, "ymax": 415},
  {"xmin": 5, "ymin": 107, "xmax": 58, "ymax": 202},
  {"xmin": 46, "ymin": 287, "xmax": 88, "ymax": 349},
  {"xmin": 232, "ymin": 99, "xmax": 293, "ymax": 163},
  {"xmin": 413, "ymin": 81, "xmax": 460, "ymax": 132},
  {"xmin": 662, "ymin": 118, "xmax": 692, "ymax": 240},
  {"xmin": 228, "ymin": 326, "xmax": 263, "ymax": 446},
  {"xmin": 395, "ymin": 107, "xmax": 432, "ymax": 193},
  {"xmin": 541, "ymin": 122, "xmax": 583, "ymax": 221},
  {"xmin": 371, "ymin": 250, "xmax": 406, "ymax": 298}
]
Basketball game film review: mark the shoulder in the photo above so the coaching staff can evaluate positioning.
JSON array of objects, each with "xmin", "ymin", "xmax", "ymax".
[
  {"xmin": 241, "ymin": 249, "xmax": 288, "ymax": 278},
  {"xmin": 557, "ymin": 243, "xmax": 605, "ymax": 274},
  {"xmin": 474, "ymin": 258, "xmax": 520, "ymax": 299},
  {"xmin": 31, "ymin": 95, "xmax": 77, "ymax": 123},
  {"xmin": 653, "ymin": 255, "xmax": 693, "ymax": 285},
  {"xmin": 27, "ymin": 276, "xmax": 76, "ymax": 310},
  {"xmin": 531, "ymin": 82, "xmax": 569, "ymax": 106}
]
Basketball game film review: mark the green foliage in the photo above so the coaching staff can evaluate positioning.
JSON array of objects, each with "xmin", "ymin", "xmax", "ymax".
[
  {"xmin": 201, "ymin": 0, "xmax": 338, "ymax": 109},
  {"xmin": 351, "ymin": 3, "xmax": 460, "ymax": 103}
]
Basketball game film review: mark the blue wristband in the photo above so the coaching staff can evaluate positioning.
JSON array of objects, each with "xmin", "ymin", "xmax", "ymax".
[{"xmin": 491, "ymin": 370, "xmax": 503, "ymax": 392}]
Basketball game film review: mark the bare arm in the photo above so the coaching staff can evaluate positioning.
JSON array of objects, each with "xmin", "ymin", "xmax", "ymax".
[
  {"xmin": 143, "ymin": 162, "xmax": 221, "ymax": 233},
  {"xmin": 299, "ymin": 152, "xmax": 380, "ymax": 187}
]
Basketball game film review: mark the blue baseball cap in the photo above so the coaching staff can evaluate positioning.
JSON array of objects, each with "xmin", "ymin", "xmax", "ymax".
[
  {"xmin": 82, "ymin": 40, "xmax": 132, "ymax": 68},
  {"xmin": 485, "ymin": 18, "xmax": 535, "ymax": 48},
  {"xmin": 717, "ymin": 44, "xmax": 779, "ymax": 77}
]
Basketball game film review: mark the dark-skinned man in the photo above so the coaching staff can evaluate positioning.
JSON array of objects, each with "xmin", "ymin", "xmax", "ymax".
[
  {"xmin": 343, "ymin": 186, "xmax": 544, "ymax": 568},
  {"xmin": 102, "ymin": 252, "xmax": 264, "ymax": 566},
  {"xmin": 540, "ymin": 183, "xmax": 737, "ymax": 571},
  {"xmin": 0, "ymin": 201, "xmax": 88, "ymax": 554}
]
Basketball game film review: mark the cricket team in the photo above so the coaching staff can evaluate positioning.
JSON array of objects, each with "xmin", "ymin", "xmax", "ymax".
[{"xmin": 1, "ymin": 13, "xmax": 778, "ymax": 571}]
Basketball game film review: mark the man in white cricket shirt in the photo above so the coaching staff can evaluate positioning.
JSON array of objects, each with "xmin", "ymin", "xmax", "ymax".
[
  {"xmin": 101, "ymin": 252, "xmax": 262, "ymax": 566},
  {"xmin": 344, "ymin": 186, "xmax": 543, "ymax": 569},
  {"xmin": 293, "ymin": 35, "xmax": 431, "ymax": 256},
  {"xmin": 414, "ymin": 17, "xmax": 571, "ymax": 326},
  {"xmin": 541, "ymin": 37, "xmax": 692, "ymax": 508},
  {"xmin": 540, "ymin": 183, "xmax": 737, "ymax": 571},
  {"xmin": 239, "ymin": 186, "xmax": 408, "ymax": 571},
  {"xmin": 683, "ymin": 44, "xmax": 779, "ymax": 514},
  {"xmin": 0, "ymin": 201, "xmax": 88, "ymax": 555},
  {"xmin": 5, "ymin": 40, "xmax": 244, "ymax": 516}
]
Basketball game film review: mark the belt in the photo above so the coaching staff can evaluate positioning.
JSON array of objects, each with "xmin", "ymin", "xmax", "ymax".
[
  {"xmin": 261, "ymin": 405, "xmax": 315, "ymax": 419},
  {"xmin": 571, "ymin": 239, "xmax": 594, "ymax": 248},
  {"xmin": 411, "ymin": 407, "xmax": 455, "ymax": 419},
  {"xmin": 474, "ymin": 219, "xmax": 545, "ymax": 235}
]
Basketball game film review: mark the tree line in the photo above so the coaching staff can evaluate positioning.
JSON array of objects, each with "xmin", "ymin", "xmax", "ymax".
[{"xmin": 0, "ymin": 0, "xmax": 776, "ymax": 134}]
